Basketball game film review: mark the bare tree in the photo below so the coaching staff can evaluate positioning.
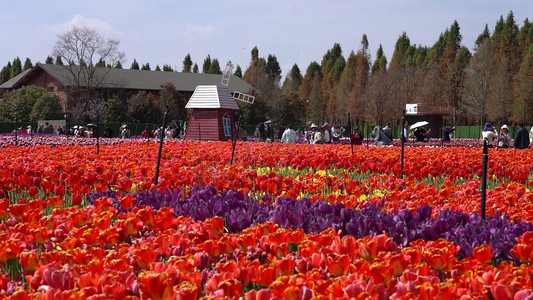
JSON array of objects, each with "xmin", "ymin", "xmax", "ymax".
[
  {"xmin": 460, "ymin": 39, "xmax": 493, "ymax": 127},
  {"xmin": 52, "ymin": 25, "xmax": 125, "ymax": 121}
]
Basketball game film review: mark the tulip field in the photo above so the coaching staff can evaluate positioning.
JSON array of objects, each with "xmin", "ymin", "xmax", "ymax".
[{"xmin": 1, "ymin": 136, "xmax": 533, "ymax": 299}]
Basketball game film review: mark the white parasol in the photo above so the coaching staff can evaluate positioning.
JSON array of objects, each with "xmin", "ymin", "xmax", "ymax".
[{"xmin": 410, "ymin": 121, "xmax": 429, "ymax": 130}]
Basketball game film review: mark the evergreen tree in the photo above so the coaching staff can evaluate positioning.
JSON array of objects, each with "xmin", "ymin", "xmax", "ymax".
[
  {"xmin": 130, "ymin": 59, "xmax": 140, "ymax": 70},
  {"xmin": 193, "ymin": 63, "xmax": 199, "ymax": 73},
  {"xmin": 162, "ymin": 64, "xmax": 174, "ymax": 72},
  {"xmin": 55, "ymin": 56, "xmax": 63, "ymax": 65},
  {"xmin": 182, "ymin": 54, "xmax": 193, "ymax": 73},
  {"xmin": 115, "ymin": 61, "xmax": 123, "ymax": 69},
  {"xmin": 208, "ymin": 58, "xmax": 221, "ymax": 74},
  {"xmin": 475, "ymin": 24, "xmax": 491, "ymax": 48},
  {"xmin": 96, "ymin": 58, "xmax": 106, "ymax": 67},
  {"xmin": 45, "ymin": 56, "xmax": 54, "ymax": 64},
  {"xmin": 234, "ymin": 65, "xmax": 243, "ymax": 78},
  {"xmin": 281, "ymin": 64, "xmax": 303, "ymax": 95},
  {"xmin": 371, "ymin": 45, "xmax": 388, "ymax": 74},
  {"xmin": 141, "ymin": 63, "xmax": 151, "ymax": 70},
  {"xmin": 389, "ymin": 32, "xmax": 411, "ymax": 69},
  {"xmin": 202, "ymin": 55, "xmax": 212, "ymax": 73},
  {"xmin": 0, "ymin": 63, "xmax": 11, "ymax": 84},
  {"xmin": 23, "ymin": 58, "xmax": 33, "ymax": 71},
  {"xmin": 10, "ymin": 57, "xmax": 22, "ymax": 78},
  {"xmin": 266, "ymin": 55, "xmax": 282, "ymax": 86},
  {"xmin": 155, "ymin": 65, "xmax": 161, "ymax": 71}
]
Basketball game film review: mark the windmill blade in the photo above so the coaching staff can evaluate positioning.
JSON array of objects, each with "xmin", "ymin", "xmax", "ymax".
[
  {"xmin": 221, "ymin": 62, "xmax": 234, "ymax": 87},
  {"xmin": 233, "ymin": 91, "xmax": 255, "ymax": 104}
]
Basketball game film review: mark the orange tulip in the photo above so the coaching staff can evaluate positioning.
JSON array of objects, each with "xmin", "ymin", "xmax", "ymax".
[
  {"xmin": 19, "ymin": 251, "xmax": 39, "ymax": 272},
  {"xmin": 138, "ymin": 271, "xmax": 172, "ymax": 300},
  {"xmin": 132, "ymin": 247, "xmax": 156, "ymax": 269},
  {"xmin": 472, "ymin": 244, "xmax": 494, "ymax": 264},
  {"xmin": 47, "ymin": 196, "xmax": 65, "ymax": 209},
  {"xmin": 0, "ymin": 198, "xmax": 9, "ymax": 219},
  {"xmin": 118, "ymin": 195, "xmax": 136, "ymax": 211}
]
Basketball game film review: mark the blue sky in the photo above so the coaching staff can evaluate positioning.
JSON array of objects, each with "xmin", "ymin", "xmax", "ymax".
[{"xmin": 1, "ymin": 1, "xmax": 531, "ymax": 78}]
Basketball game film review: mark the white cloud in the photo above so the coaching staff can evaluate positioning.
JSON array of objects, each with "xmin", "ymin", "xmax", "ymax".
[{"xmin": 39, "ymin": 14, "xmax": 123, "ymax": 38}]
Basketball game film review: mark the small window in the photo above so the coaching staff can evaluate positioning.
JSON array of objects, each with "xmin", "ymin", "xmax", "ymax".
[
  {"xmin": 46, "ymin": 86, "xmax": 54, "ymax": 92},
  {"xmin": 58, "ymin": 86, "xmax": 65, "ymax": 92},
  {"xmin": 223, "ymin": 117, "xmax": 232, "ymax": 137}
]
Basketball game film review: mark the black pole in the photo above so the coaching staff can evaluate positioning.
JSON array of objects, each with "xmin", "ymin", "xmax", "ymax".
[
  {"xmin": 401, "ymin": 116, "xmax": 405, "ymax": 178},
  {"xmin": 198, "ymin": 123, "xmax": 201, "ymax": 141},
  {"xmin": 366, "ymin": 123, "xmax": 369, "ymax": 150},
  {"xmin": 154, "ymin": 105, "xmax": 169, "ymax": 186},
  {"xmin": 348, "ymin": 114, "xmax": 353, "ymax": 155},
  {"xmin": 230, "ymin": 116, "xmax": 241, "ymax": 165},
  {"xmin": 480, "ymin": 139, "xmax": 488, "ymax": 219},
  {"xmin": 14, "ymin": 117, "xmax": 18, "ymax": 146},
  {"xmin": 96, "ymin": 118, "xmax": 100, "ymax": 155}
]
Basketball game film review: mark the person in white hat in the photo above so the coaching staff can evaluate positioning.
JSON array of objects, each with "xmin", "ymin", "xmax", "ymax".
[{"xmin": 498, "ymin": 124, "xmax": 510, "ymax": 148}]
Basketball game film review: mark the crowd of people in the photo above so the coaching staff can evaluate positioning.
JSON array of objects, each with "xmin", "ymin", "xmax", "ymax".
[
  {"xmin": 10, "ymin": 118, "xmax": 533, "ymax": 149},
  {"xmin": 482, "ymin": 121, "xmax": 531, "ymax": 149}
]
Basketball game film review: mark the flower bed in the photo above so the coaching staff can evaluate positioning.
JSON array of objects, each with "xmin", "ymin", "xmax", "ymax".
[{"xmin": 0, "ymin": 140, "xmax": 532, "ymax": 298}]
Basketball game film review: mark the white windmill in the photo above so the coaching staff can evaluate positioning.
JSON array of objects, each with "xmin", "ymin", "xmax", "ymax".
[{"xmin": 184, "ymin": 62, "xmax": 255, "ymax": 141}]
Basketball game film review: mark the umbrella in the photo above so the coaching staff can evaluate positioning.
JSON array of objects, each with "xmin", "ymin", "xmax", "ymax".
[
  {"xmin": 87, "ymin": 123, "xmax": 97, "ymax": 127},
  {"xmin": 72, "ymin": 125, "xmax": 82, "ymax": 129},
  {"xmin": 410, "ymin": 121, "xmax": 429, "ymax": 130}
]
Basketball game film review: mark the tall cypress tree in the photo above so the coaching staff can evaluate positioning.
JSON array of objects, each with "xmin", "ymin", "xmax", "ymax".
[
  {"xmin": 23, "ymin": 58, "xmax": 33, "ymax": 71},
  {"xmin": 131, "ymin": 59, "xmax": 140, "ymax": 70},
  {"xmin": 10, "ymin": 57, "xmax": 22, "ymax": 78},
  {"xmin": 182, "ymin": 54, "xmax": 193, "ymax": 73}
]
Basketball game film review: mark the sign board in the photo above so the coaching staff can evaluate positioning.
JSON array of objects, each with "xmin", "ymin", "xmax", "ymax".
[
  {"xmin": 37, "ymin": 120, "xmax": 66, "ymax": 129},
  {"xmin": 406, "ymin": 104, "xmax": 418, "ymax": 115}
]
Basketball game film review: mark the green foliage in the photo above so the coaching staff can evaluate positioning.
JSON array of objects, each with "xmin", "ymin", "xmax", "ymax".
[
  {"xmin": 202, "ymin": 55, "xmax": 212, "ymax": 73},
  {"xmin": 55, "ymin": 56, "xmax": 63, "ymax": 65},
  {"xmin": 193, "ymin": 64, "xmax": 199, "ymax": 73},
  {"xmin": 159, "ymin": 82, "xmax": 187, "ymax": 123},
  {"xmin": 141, "ymin": 63, "xmax": 151, "ymax": 71},
  {"xmin": 96, "ymin": 58, "xmax": 106, "ymax": 67},
  {"xmin": 104, "ymin": 96, "xmax": 127, "ymax": 123},
  {"xmin": 208, "ymin": 58, "xmax": 221, "ymax": 74},
  {"xmin": 130, "ymin": 59, "xmax": 140, "ymax": 70},
  {"xmin": 10, "ymin": 57, "xmax": 22, "ymax": 78},
  {"xmin": 155, "ymin": 65, "xmax": 161, "ymax": 71},
  {"xmin": 30, "ymin": 94, "xmax": 64, "ymax": 121},
  {"xmin": 23, "ymin": 58, "xmax": 33, "ymax": 71},
  {"xmin": 162, "ymin": 64, "xmax": 173, "ymax": 72},
  {"xmin": 183, "ymin": 54, "xmax": 192, "ymax": 73},
  {"xmin": 127, "ymin": 91, "xmax": 161, "ymax": 123},
  {"xmin": 45, "ymin": 56, "xmax": 54, "ymax": 64},
  {"xmin": 282, "ymin": 64, "xmax": 303, "ymax": 95},
  {"xmin": 234, "ymin": 65, "xmax": 243, "ymax": 78},
  {"xmin": 115, "ymin": 61, "xmax": 123, "ymax": 69},
  {"xmin": 371, "ymin": 45, "xmax": 387, "ymax": 74},
  {"xmin": 304, "ymin": 62, "xmax": 321, "ymax": 78},
  {"xmin": 0, "ymin": 86, "xmax": 47, "ymax": 122},
  {"xmin": 0, "ymin": 64, "xmax": 10, "ymax": 84}
]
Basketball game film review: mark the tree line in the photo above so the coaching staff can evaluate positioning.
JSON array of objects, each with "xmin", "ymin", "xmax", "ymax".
[{"xmin": 1, "ymin": 11, "xmax": 532, "ymax": 129}]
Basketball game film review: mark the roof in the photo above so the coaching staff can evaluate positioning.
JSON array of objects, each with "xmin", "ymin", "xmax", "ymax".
[
  {"xmin": 185, "ymin": 85, "xmax": 240, "ymax": 110},
  {"xmin": 0, "ymin": 69, "xmax": 31, "ymax": 88},
  {"xmin": 0, "ymin": 63, "xmax": 254, "ymax": 94}
]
